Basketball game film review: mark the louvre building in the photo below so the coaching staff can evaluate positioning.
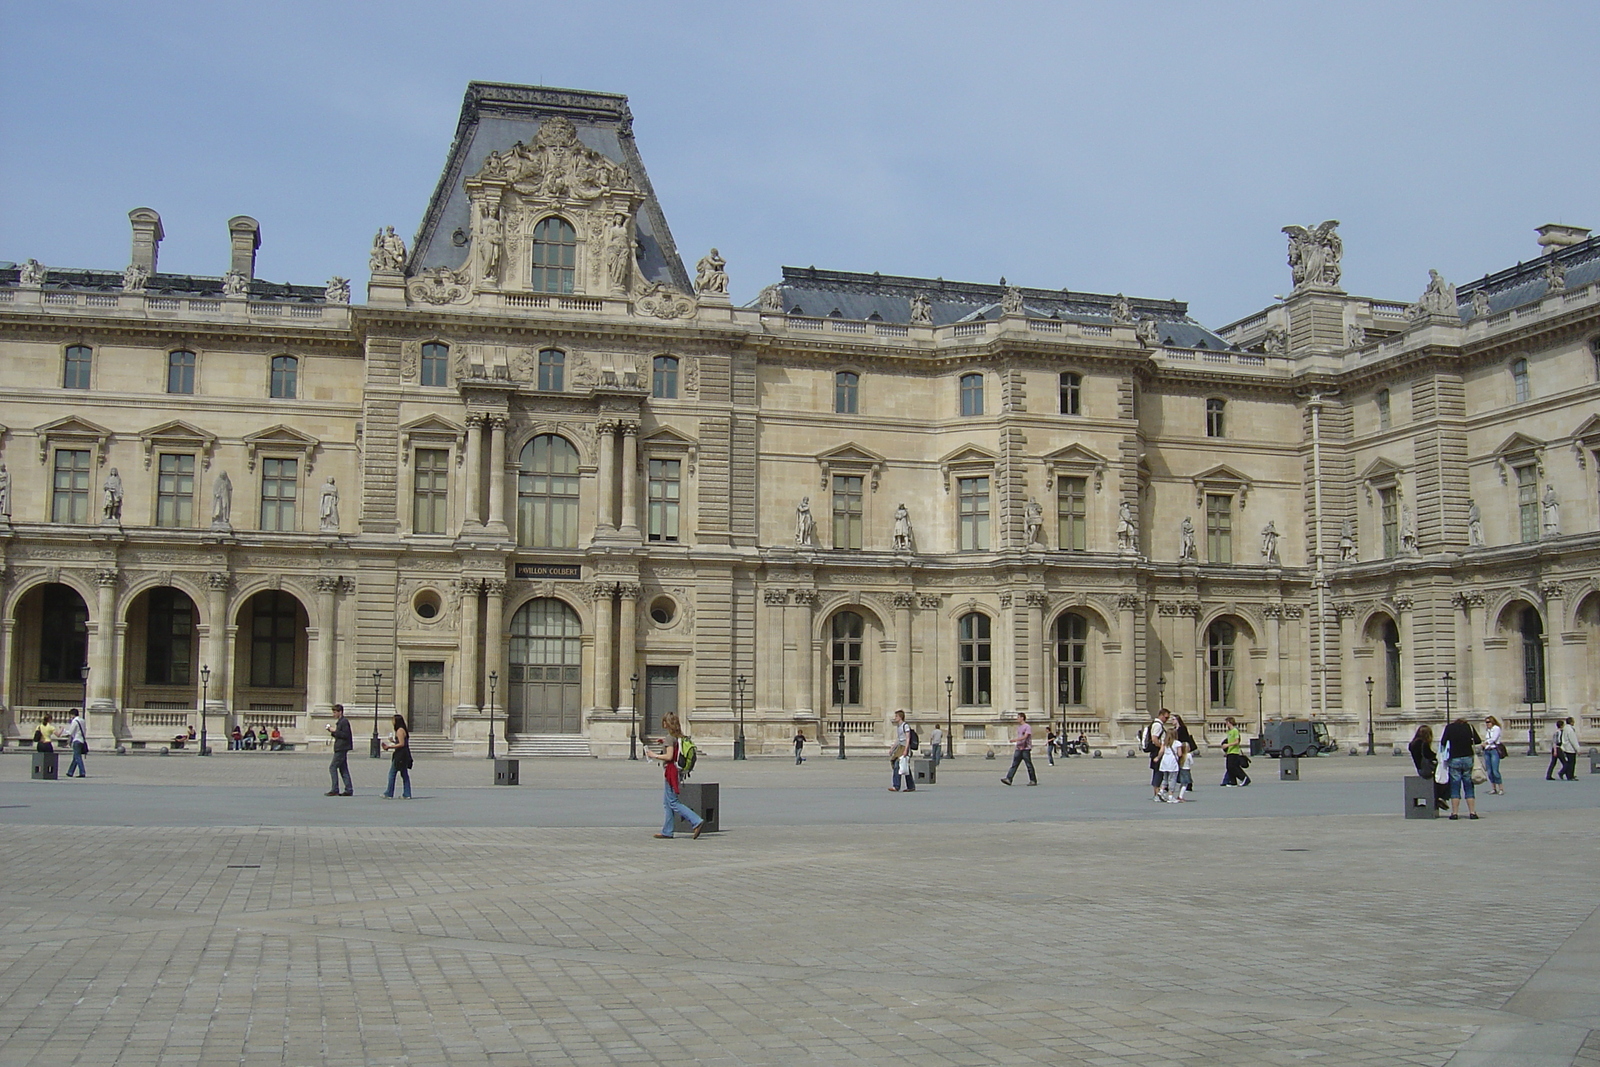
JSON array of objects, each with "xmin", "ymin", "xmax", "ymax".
[{"xmin": 1, "ymin": 82, "xmax": 1596, "ymax": 758}]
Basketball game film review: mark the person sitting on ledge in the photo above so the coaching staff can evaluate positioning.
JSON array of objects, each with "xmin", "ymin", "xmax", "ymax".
[
  {"xmin": 257, "ymin": 726, "xmax": 270, "ymax": 750},
  {"xmin": 240, "ymin": 728, "xmax": 256, "ymax": 750},
  {"xmin": 268, "ymin": 727, "xmax": 285, "ymax": 751},
  {"xmin": 230, "ymin": 726, "xmax": 243, "ymax": 750}
]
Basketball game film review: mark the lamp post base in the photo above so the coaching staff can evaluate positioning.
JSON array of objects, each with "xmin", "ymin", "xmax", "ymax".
[
  {"xmin": 733, "ymin": 735, "xmax": 746, "ymax": 761},
  {"xmin": 369, "ymin": 736, "xmax": 381, "ymax": 759}
]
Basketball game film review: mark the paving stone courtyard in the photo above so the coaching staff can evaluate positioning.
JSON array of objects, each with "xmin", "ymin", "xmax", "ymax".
[{"xmin": 1, "ymin": 748, "xmax": 1595, "ymax": 1066}]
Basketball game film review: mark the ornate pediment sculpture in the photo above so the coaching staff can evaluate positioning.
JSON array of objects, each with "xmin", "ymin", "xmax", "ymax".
[
  {"xmin": 1283, "ymin": 220, "xmax": 1342, "ymax": 290},
  {"xmin": 408, "ymin": 266, "xmax": 472, "ymax": 305},
  {"xmin": 636, "ymin": 281, "xmax": 695, "ymax": 320}
]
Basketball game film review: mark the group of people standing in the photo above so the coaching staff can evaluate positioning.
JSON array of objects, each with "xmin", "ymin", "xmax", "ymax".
[
  {"xmin": 1143, "ymin": 708, "xmax": 1235, "ymax": 803},
  {"xmin": 1545, "ymin": 717, "xmax": 1583, "ymax": 781},
  {"xmin": 32, "ymin": 710, "xmax": 89, "ymax": 778},
  {"xmin": 1408, "ymin": 715, "xmax": 1498, "ymax": 819}
]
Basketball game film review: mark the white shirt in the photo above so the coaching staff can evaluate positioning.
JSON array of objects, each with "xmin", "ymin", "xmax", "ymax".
[
  {"xmin": 930, "ymin": 728, "xmax": 943, "ymax": 747},
  {"xmin": 1558, "ymin": 724, "xmax": 1579, "ymax": 753},
  {"xmin": 1158, "ymin": 742, "xmax": 1181, "ymax": 773},
  {"xmin": 1483, "ymin": 724, "xmax": 1501, "ymax": 747},
  {"xmin": 65, "ymin": 716, "xmax": 87, "ymax": 746}
]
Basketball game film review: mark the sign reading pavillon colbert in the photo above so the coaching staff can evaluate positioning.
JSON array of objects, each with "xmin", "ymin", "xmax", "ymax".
[{"xmin": 515, "ymin": 563, "xmax": 582, "ymax": 580}]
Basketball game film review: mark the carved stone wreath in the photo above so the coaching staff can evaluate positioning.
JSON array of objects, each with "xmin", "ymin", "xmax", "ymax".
[
  {"xmin": 408, "ymin": 267, "xmax": 472, "ymax": 306},
  {"xmin": 636, "ymin": 282, "xmax": 696, "ymax": 320}
]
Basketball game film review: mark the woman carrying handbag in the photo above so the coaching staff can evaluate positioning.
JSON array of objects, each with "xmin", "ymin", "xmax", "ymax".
[{"xmin": 381, "ymin": 714, "xmax": 413, "ymax": 799}]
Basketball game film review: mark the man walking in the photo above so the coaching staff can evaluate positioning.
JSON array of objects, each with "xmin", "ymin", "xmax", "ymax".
[
  {"xmin": 1145, "ymin": 708, "xmax": 1171, "ymax": 800},
  {"xmin": 1556, "ymin": 717, "xmax": 1580, "ymax": 781},
  {"xmin": 1000, "ymin": 712, "xmax": 1038, "ymax": 786},
  {"xmin": 1545, "ymin": 719, "xmax": 1565, "ymax": 780},
  {"xmin": 929, "ymin": 724, "xmax": 944, "ymax": 765},
  {"xmin": 64, "ymin": 708, "xmax": 89, "ymax": 778},
  {"xmin": 889, "ymin": 710, "xmax": 916, "ymax": 792},
  {"xmin": 325, "ymin": 703, "xmax": 353, "ymax": 796},
  {"xmin": 1219, "ymin": 715, "xmax": 1250, "ymax": 786}
]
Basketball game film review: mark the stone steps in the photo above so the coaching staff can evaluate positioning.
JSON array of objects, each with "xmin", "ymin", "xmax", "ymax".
[{"xmin": 504, "ymin": 736, "xmax": 594, "ymax": 758}]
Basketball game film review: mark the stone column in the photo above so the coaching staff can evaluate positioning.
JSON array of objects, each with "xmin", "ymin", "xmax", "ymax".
[
  {"xmin": 1116, "ymin": 595, "xmax": 1139, "ymax": 735},
  {"xmin": 791, "ymin": 590, "xmax": 817, "ymax": 719},
  {"xmin": 590, "ymin": 582, "xmax": 616, "ymax": 714},
  {"xmin": 1025, "ymin": 592, "xmax": 1047, "ymax": 720},
  {"xmin": 1176, "ymin": 603, "xmax": 1200, "ymax": 719},
  {"xmin": 893, "ymin": 593, "xmax": 915, "ymax": 713},
  {"xmin": 90, "ymin": 569, "xmax": 119, "ymax": 711},
  {"xmin": 312, "ymin": 577, "xmax": 343, "ymax": 714},
  {"xmin": 1335, "ymin": 602, "xmax": 1359, "ymax": 735},
  {"xmin": 619, "ymin": 423, "xmax": 641, "ymax": 537},
  {"xmin": 0, "ymin": 619, "xmax": 14, "ymax": 727},
  {"xmin": 456, "ymin": 578, "xmax": 481, "ymax": 713},
  {"xmin": 486, "ymin": 415, "xmax": 509, "ymax": 535},
  {"xmin": 1541, "ymin": 584, "xmax": 1568, "ymax": 715},
  {"xmin": 617, "ymin": 583, "xmax": 641, "ymax": 720},
  {"xmin": 1451, "ymin": 592, "xmax": 1476, "ymax": 715},
  {"xmin": 463, "ymin": 414, "xmax": 485, "ymax": 527},
  {"xmin": 205, "ymin": 573, "xmax": 231, "ymax": 712},
  {"xmin": 996, "ymin": 592, "xmax": 1016, "ymax": 714},
  {"xmin": 596, "ymin": 421, "xmax": 617, "ymax": 530},
  {"xmin": 1395, "ymin": 596, "xmax": 1417, "ymax": 715},
  {"xmin": 760, "ymin": 589, "xmax": 789, "ymax": 713},
  {"xmin": 483, "ymin": 579, "xmax": 507, "ymax": 735},
  {"xmin": 1264, "ymin": 604, "xmax": 1284, "ymax": 723}
]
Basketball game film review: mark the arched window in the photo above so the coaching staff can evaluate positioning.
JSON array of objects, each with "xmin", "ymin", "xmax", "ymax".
[
  {"xmin": 960, "ymin": 373, "xmax": 984, "ymax": 416},
  {"xmin": 250, "ymin": 591, "xmax": 300, "ymax": 688},
  {"xmin": 958, "ymin": 612, "xmax": 992, "ymax": 706},
  {"xmin": 1511, "ymin": 358, "xmax": 1530, "ymax": 403},
  {"xmin": 270, "ymin": 355, "xmax": 298, "ymax": 399},
  {"xmin": 517, "ymin": 435, "xmax": 580, "ymax": 547},
  {"xmin": 529, "ymin": 217, "xmax": 577, "ymax": 294},
  {"xmin": 509, "ymin": 598, "xmax": 583, "ymax": 734},
  {"xmin": 1206, "ymin": 397, "xmax": 1226, "ymax": 438},
  {"xmin": 63, "ymin": 344, "xmax": 92, "ymax": 390},
  {"xmin": 1056, "ymin": 612, "xmax": 1087, "ymax": 706},
  {"xmin": 1382, "ymin": 619, "xmax": 1401, "ymax": 707},
  {"xmin": 537, "ymin": 348, "xmax": 565, "ymax": 392},
  {"xmin": 1059, "ymin": 372, "xmax": 1081, "ymax": 415},
  {"xmin": 652, "ymin": 356, "xmax": 679, "ymax": 399},
  {"xmin": 835, "ymin": 371, "xmax": 859, "ymax": 414},
  {"xmin": 421, "ymin": 342, "xmax": 449, "ymax": 387},
  {"xmin": 830, "ymin": 611, "xmax": 863, "ymax": 706},
  {"xmin": 1521, "ymin": 607, "xmax": 1545, "ymax": 703},
  {"xmin": 1376, "ymin": 388, "xmax": 1391, "ymax": 430},
  {"xmin": 145, "ymin": 587, "xmax": 195, "ymax": 686},
  {"xmin": 168, "ymin": 349, "xmax": 196, "ymax": 394},
  {"xmin": 39, "ymin": 584, "xmax": 88, "ymax": 683},
  {"xmin": 1207, "ymin": 620, "xmax": 1236, "ymax": 710}
]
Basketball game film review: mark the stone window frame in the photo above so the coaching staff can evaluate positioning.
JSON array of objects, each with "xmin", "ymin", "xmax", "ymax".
[
  {"xmin": 400, "ymin": 415, "xmax": 464, "ymax": 536},
  {"xmin": 1205, "ymin": 396, "xmax": 1227, "ymax": 438},
  {"xmin": 1510, "ymin": 356, "xmax": 1530, "ymax": 404},
  {"xmin": 1043, "ymin": 444, "xmax": 1109, "ymax": 552},
  {"xmin": 959, "ymin": 371, "xmax": 985, "ymax": 417},
  {"xmin": 139, "ymin": 419, "xmax": 217, "ymax": 474},
  {"xmin": 62, "ymin": 342, "xmax": 94, "ymax": 390},
  {"xmin": 651, "ymin": 355, "xmax": 680, "ymax": 400},
  {"xmin": 256, "ymin": 454, "xmax": 302, "ymax": 533},
  {"xmin": 419, "ymin": 339, "xmax": 451, "ymax": 388},
  {"xmin": 36, "ymin": 415, "xmax": 113, "ymax": 469},
  {"xmin": 166, "ymin": 348, "xmax": 198, "ymax": 395},
  {"xmin": 642, "ymin": 427, "xmax": 697, "ymax": 545},
  {"xmin": 527, "ymin": 214, "xmax": 579, "ymax": 296},
  {"xmin": 1059, "ymin": 371, "xmax": 1082, "ymax": 416},
  {"xmin": 1376, "ymin": 387, "xmax": 1391, "ymax": 431},
  {"xmin": 268, "ymin": 354, "xmax": 299, "ymax": 400},
  {"xmin": 1491, "ymin": 434, "xmax": 1545, "ymax": 545},
  {"xmin": 834, "ymin": 368, "xmax": 861, "ymax": 415},
  {"xmin": 940, "ymin": 446, "xmax": 998, "ymax": 552}
]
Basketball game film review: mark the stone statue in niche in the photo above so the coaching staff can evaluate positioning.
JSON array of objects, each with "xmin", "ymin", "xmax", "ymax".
[
  {"xmin": 1260, "ymin": 520, "xmax": 1280, "ymax": 565},
  {"xmin": 1467, "ymin": 500, "xmax": 1485, "ymax": 548},
  {"xmin": 1400, "ymin": 506, "xmax": 1419, "ymax": 555},
  {"xmin": 1179, "ymin": 516, "xmax": 1197, "ymax": 562},
  {"xmin": 909, "ymin": 293, "xmax": 933, "ymax": 325},
  {"xmin": 1339, "ymin": 518, "xmax": 1357, "ymax": 561},
  {"xmin": 1471, "ymin": 290, "xmax": 1491, "ymax": 319},
  {"xmin": 695, "ymin": 249, "xmax": 729, "ymax": 295},
  {"xmin": 122, "ymin": 263, "xmax": 149, "ymax": 292},
  {"xmin": 1116, "ymin": 500, "xmax": 1137, "ymax": 554},
  {"xmin": 1282, "ymin": 220, "xmax": 1343, "ymax": 289},
  {"xmin": 211, "ymin": 471, "xmax": 233, "ymax": 529},
  {"xmin": 892, "ymin": 502, "xmax": 914, "ymax": 552},
  {"xmin": 1542, "ymin": 485, "xmax": 1560, "ymax": 537},
  {"xmin": 0, "ymin": 462, "xmax": 10, "ymax": 519},
  {"xmin": 370, "ymin": 226, "xmax": 407, "ymax": 273},
  {"xmin": 320, "ymin": 477, "xmax": 340, "ymax": 532},
  {"xmin": 1109, "ymin": 294, "xmax": 1133, "ymax": 325},
  {"xmin": 605, "ymin": 213, "xmax": 634, "ymax": 293},
  {"xmin": 1024, "ymin": 498, "xmax": 1044, "ymax": 546},
  {"xmin": 324, "ymin": 277, "xmax": 351, "ymax": 304},
  {"xmin": 102, "ymin": 468, "xmax": 124, "ymax": 523},
  {"xmin": 1408, "ymin": 270, "xmax": 1457, "ymax": 320},
  {"xmin": 795, "ymin": 497, "xmax": 818, "ymax": 547},
  {"xmin": 475, "ymin": 202, "xmax": 503, "ymax": 282}
]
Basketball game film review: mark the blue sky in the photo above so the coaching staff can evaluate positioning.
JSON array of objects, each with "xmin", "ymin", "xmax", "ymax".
[{"xmin": 2, "ymin": 0, "xmax": 1595, "ymax": 325}]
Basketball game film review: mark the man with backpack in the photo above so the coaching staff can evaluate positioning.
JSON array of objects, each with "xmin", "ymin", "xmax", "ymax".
[
  {"xmin": 888, "ymin": 710, "xmax": 916, "ymax": 792},
  {"xmin": 1141, "ymin": 709, "xmax": 1172, "ymax": 801}
]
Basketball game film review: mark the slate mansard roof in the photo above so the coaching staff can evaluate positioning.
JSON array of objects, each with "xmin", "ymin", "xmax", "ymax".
[
  {"xmin": 409, "ymin": 82, "xmax": 691, "ymax": 292},
  {"xmin": 1454, "ymin": 232, "xmax": 1600, "ymax": 318},
  {"xmin": 760, "ymin": 266, "xmax": 1233, "ymax": 348}
]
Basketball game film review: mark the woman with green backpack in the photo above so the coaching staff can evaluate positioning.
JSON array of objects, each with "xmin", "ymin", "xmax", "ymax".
[{"xmin": 647, "ymin": 712, "xmax": 705, "ymax": 839}]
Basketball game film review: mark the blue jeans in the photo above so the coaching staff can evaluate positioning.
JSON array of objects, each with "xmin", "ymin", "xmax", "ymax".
[
  {"xmin": 1482, "ymin": 746, "xmax": 1502, "ymax": 785},
  {"xmin": 1448, "ymin": 755, "xmax": 1476, "ymax": 799},
  {"xmin": 662, "ymin": 780, "xmax": 702, "ymax": 836},
  {"xmin": 67, "ymin": 742, "xmax": 87, "ymax": 777},
  {"xmin": 384, "ymin": 763, "xmax": 411, "ymax": 798},
  {"xmin": 930, "ymin": 743, "xmax": 942, "ymax": 765}
]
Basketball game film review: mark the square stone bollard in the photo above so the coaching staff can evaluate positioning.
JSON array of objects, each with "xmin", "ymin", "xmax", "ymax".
[
  {"xmin": 32, "ymin": 751, "xmax": 59, "ymax": 780},
  {"xmin": 1279, "ymin": 756, "xmax": 1299, "ymax": 781},
  {"xmin": 494, "ymin": 758, "xmax": 520, "ymax": 786},
  {"xmin": 1589, "ymin": 749, "xmax": 1599, "ymax": 775},
  {"xmin": 675, "ymin": 782, "xmax": 718, "ymax": 834},
  {"xmin": 1403, "ymin": 775, "xmax": 1437, "ymax": 819},
  {"xmin": 912, "ymin": 758, "xmax": 936, "ymax": 785}
]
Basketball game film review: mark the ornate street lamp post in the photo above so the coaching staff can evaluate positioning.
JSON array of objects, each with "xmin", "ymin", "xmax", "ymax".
[
  {"xmin": 1442, "ymin": 671, "xmax": 1453, "ymax": 727},
  {"xmin": 1365, "ymin": 676, "xmax": 1375, "ymax": 755},
  {"xmin": 734, "ymin": 674, "xmax": 747, "ymax": 760},
  {"xmin": 198, "ymin": 664, "xmax": 211, "ymax": 756},
  {"xmin": 944, "ymin": 675, "xmax": 954, "ymax": 760},
  {"xmin": 487, "ymin": 671, "xmax": 498, "ymax": 760},
  {"xmin": 629, "ymin": 673, "xmax": 639, "ymax": 760},
  {"xmin": 80, "ymin": 663, "xmax": 90, "ymax": 717},
  {"xmin": 836, "ymin": 677, "xmax": 847, "ymax": 760},
  {"xmin": 1255, "ymin": 677, "xmax": 1265, "ymax": 741},
  {"xmin": 1157, "ymin": 675, "xmax": 1166, "ymax": 711},
  {"xmin": 369, "ymin": 668, "xmax": 382, "ymax": 759},
  {"xmin": 1525, "ymin": 663, "xmax": 1537, "ymax": 756}
]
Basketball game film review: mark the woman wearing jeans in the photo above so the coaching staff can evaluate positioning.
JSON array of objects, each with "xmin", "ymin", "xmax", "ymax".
[
  {"xmin": 1482, "ymin": 716, "xmax": 1505, "ymax": 795},
  {"xmin": 647, "ymin": 712, "xmax": 704, "ymax": 839},
  {"xmin": 381, "ymin": 714, "xmax": 412, "ymax": 799},
  {"xmin": 1440, "ymin": 715, "xmax": 1482, "ymax": 820}
]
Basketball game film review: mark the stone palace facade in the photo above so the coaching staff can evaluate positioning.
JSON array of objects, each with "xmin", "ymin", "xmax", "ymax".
[{"xmin": 1, "ymin": 83, "xmax": 1597, "ymax": 757}]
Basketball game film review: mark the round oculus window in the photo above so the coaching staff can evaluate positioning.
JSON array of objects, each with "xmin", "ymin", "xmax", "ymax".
[
  {"xmin": 413, "ymin": 589, "xmax": 442, "ymax": 620},
  {"xmin": 649, "ymin": 596, "xmax": 677, "ymax": 626}
]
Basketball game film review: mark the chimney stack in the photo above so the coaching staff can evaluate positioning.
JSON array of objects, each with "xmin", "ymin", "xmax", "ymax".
[
  {"xmin": 128, "ymin": 208, "xmax": 164, "ymax": 273},
  {"xmin": 1536, "ymin": 223, "xmax": 1590, "ymax": 255},
  {"xmin": 228, "ymin": 216, "xmax": 261, "ymax": 278}
]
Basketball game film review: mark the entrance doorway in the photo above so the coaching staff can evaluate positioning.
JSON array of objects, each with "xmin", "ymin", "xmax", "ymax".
[
  {"xmin": 644, "ymin": 665, "xmax": 678, "ymax": 738},
  {"xmin": 508, "ymin": 598, "xmax": 582, "ymax": 734},
  {"xmin": 409, "ymin": 661, "xmax": 444, "ymax": 733}
]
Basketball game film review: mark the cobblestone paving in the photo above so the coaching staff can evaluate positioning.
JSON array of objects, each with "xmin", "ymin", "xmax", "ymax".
[{"xmin": 0, "ymin": 755, "xmax": 1595, "ymax": 1065}]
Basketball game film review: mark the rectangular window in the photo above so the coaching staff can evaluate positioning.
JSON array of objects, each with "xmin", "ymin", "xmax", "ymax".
[
  {"xmin": 270, "ymin": 356, "xmax": 298, "ymax": 399},
  {"xmin": 145, "ymin": 589, "xmax": 194, "ymax": 686},
  {"xmin": 652, "ymin": 356, "xmax": 678, "ymax": 399},
  {"xmin": 1206, "ymin": 398, "xmax": 1226, "ymax": 438},
  {"xmin": 156, "ymin": 453, "xmax": 196, "ymax": 528},
  {"xmin": 647, "ymin": 458, "xmax": 681, "ymax": 543},
  {"xmin": 51, "ymin": 449, "xmax": 92, "ymax": 523},
  {"xmin": 63, "ymin": 345, "xmax": 92, "ymax": 389},
  {"xmin": 835, "ymin": 372, "xmax": 859, "ymax": 415},
  {"xmin": 960, "ymin": 374, "xmax": 984, "ymax": 417},
  {"xmin": 1516, "ymin": 465, "xmax": 1539, "ymax": 542},
  {"xmin": 412, "ymin": 448, "xmax": 450, "ymax": 535},
  {"xmin": 1059, "ymin": 373, "xmax": 1081, "ymax": 415},
  {"xmin": 250, "ymin": 593, "xmax": 297, "ymax": 688},
  {"xmin": 1056, "ymin": 476, "xmax": 1086, "ymax": 551},
  {"xmin": 1380, "ymin": 487, "xmax": 1399, "ymax": 557},
  {"xmin": 958, "ymin": 476, "xmax": 991, "ymax": 551},
  {"xmin": 538, "ymin": 349, "xmax": 564, "ymax": 392},
  {"xmin": 1205, "ymin": 493, "xmax": 1232, "ymax": 564},
  {"xmin": 167, "ymin": 350, "xmax": 195, "ymax": 394},
  {"xmin": 421, "ymin": 343, "xmax": 449, "ymax": 387},
  {"xmin": 832, "ymin": 475, "xmax": 863, "ymax": 549},
  {"xmin": 259, "ymin": 457, "xmax": 298, "ymax": 532}
]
